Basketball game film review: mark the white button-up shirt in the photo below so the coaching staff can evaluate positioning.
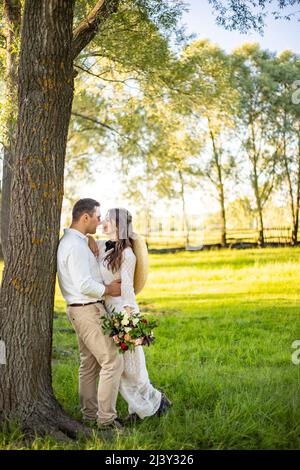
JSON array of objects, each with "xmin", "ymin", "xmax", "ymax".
[{"xmin": 57, "ymin": 228, "xmax": 105, "ymax": 304}]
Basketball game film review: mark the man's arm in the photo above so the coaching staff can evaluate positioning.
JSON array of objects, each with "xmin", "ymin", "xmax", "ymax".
[
  {"xmin": 104, "ymin": 280, "xmax": 121, "ymax": 297},
  {"xmin": 67, "ymin": 244, "xmax": 105, "ymax": 298},
  {"xmin": 67, "ymin": 244, "xmax": 121, "ymax": 298}
]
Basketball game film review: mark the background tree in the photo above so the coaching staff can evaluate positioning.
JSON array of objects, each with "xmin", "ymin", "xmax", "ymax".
[
  {"xmin": 269, "ymin": 50, "xmax": 300, "ymax": 244},
  {"xmin": 115, "ymin": 90, "xmax": 202, "ymax": 246},
  {"xmin": 180, "ymin": 40, "xmax": 238, "ymax": 246},
  {"xmin": 231, "ymin": 44, "xmax": 279, "ymax": 246}
]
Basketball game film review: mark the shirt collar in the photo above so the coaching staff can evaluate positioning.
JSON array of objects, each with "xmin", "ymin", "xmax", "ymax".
[{"xmin": 64, "ymin": 228, "xmax": 88, "ymax": 242}]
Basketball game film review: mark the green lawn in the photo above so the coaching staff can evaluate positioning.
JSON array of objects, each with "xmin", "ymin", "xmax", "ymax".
[{"xmin": 1, "ymin": 247, "xmax": 300, "ymax": 449}]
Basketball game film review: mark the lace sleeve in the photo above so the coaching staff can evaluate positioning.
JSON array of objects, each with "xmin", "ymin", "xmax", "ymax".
[
  {"xmin": 120, "ymin": 248, "xmax": 137, "ymax": 309},
  {"xmin": 96, "ymin": 240, "xmax": 106, "ymax": 258}
]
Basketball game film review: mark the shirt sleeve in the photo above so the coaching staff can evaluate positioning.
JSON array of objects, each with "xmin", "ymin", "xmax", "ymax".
[
  {"xmin": 66, "ymin": 244, "xmax": 105, "ymax": 299},
  {"xmin": 120, "ymin": 248, "xmax": 137, "ymax": 310}
]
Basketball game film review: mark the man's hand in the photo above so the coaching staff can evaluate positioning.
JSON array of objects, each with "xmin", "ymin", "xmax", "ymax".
[
  {"xmin": 105, "ymin": 279, "xmax": 121, "ymax": 297},
  {"xmin": 87, "ymin": 235, "xmax": 99, "ymax": 258}
]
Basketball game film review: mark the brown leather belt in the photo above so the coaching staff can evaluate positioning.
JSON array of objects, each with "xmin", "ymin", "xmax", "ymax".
[{"xmin": 68, "ymin": 300, "xmax": 104, "ymax": 307}]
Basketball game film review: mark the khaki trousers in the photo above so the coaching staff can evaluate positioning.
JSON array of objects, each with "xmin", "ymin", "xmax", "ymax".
[{"xmin": 67, "ymin": 303, "xmax": 123, "ymax": 425}]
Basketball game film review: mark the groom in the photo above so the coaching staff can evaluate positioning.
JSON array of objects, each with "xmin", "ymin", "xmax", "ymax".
[{"xmin": 57, "ymin": 198, "xmax": 124, "ymax": 430}]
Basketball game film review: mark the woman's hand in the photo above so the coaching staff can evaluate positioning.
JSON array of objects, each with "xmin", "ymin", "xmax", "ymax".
[
  {"xmin": 124, "ymin": 305, "xmax": 134, "ymax": 316},
  {"xmin": 87, "ymin": 235, "xmax": 99, "ymax": 258},
  {"xmin": 134, "ymin": 338, "xmax": 144, "ymax": 346}
]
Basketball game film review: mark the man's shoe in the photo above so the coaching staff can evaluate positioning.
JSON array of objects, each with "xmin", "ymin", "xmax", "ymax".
[
  {"xmin": 98, "ymin": 417, "xmax": 125, "ymax": 431},
  {"xmin": 156, "ymin": 393, "xmax": 172, "ymax": 417},
  {"xmin": 82, "ymin": 417, "xmax": 98, "ymax": 428},
  {"xmin": 124, "ymin": 413, "xmax": 141, "ymax": 426}
]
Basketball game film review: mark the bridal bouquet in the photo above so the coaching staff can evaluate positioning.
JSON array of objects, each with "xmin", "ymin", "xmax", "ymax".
[{"xmin": 101, "ymin": 310, "xmax": 158, "ymax": 354}]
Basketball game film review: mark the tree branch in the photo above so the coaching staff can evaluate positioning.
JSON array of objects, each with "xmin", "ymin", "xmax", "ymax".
[
  {"xmin": 74, "ymin": 64, "xmax": 135, "ymax": 84},
  {"xmin": 71, "ymin": 111, "xmax": 120, "ymax": 135},
  {"xmin": 72, "ymin": 0, "xmax": 119, "ymax": 60}
]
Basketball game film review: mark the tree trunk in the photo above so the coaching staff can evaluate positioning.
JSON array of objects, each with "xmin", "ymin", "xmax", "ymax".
[
  {"xmin": 1, "ymin": 0, "xmax": 21, "ymax": 261},
  {"xmin": 281, "ymin": 117, "xmax": 296, "ymax": 245},
  {"xmin": 219, "ymin": 184, "xmax": 227, "ymax": 247},
  {"xmin": 178, "ymin": 169, "xmax": 190, "ymax": 246},
  {"xmin": 252, "ymin": 164, "xmax": 264, "ymax": 247},
  {"xmin": 0, "ymin": 0, "xmax": 88, "ymax": 439},
  {"xmin": 292, "ymin": 129, "xmax": 300, "ymax": 245},
  {"xmin": 145, "ymin": 205, "xmax": 151, "ymax": 249},
  {"xmin": 209, "ymin": 127, "xmax": 227, "ymax": 247},
  {"xmin": 144, "ymin": 156, "xmax": 152, "ymax": 248},
  {"xmin": 250, "ymin": 120, "xmax": 264, "ymax": 246}
]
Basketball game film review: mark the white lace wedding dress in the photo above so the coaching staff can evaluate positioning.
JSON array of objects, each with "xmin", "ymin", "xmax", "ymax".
[{"xmin": 96, "ymin": 240, "xmax": 161, "ymax": 419}]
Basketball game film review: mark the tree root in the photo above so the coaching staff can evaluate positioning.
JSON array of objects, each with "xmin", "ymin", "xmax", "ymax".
[
  {"xmin": 1, "ymin": 400, "xmax": 94, "ymax": 445},
  {"xmin": 25, "ymin": 411, "xmax": 93, "ymax": 442}
]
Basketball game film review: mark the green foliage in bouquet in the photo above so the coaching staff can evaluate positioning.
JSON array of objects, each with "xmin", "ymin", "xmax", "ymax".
[{"xmin": 101, "ymin": 310, "xmax": 158, "ymax": 354}]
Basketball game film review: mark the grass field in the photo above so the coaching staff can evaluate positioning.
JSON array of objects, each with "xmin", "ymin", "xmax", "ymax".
[{"xmin": 1, "ymin": 247, "xmax": 300, "ymax": 449}]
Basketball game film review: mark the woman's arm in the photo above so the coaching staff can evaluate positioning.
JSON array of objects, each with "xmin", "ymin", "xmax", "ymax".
[{"xmin": 120, "ymin": 248, "xmax": 139, "ymax": 314}]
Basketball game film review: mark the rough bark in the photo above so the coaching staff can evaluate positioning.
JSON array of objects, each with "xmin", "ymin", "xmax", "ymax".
[
  {"xmin": 1, "ymin": 0, "xmax": 21, "ymax": 261},
  {"xmin": 0, "ymin": 0, "xmax": 88, "ymax": 439}
]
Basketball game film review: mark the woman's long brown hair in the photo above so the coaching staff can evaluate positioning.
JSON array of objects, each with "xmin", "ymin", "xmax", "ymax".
[{"xmin": 104, "ymin": 208, "xmax": 134, "ymax": 274}]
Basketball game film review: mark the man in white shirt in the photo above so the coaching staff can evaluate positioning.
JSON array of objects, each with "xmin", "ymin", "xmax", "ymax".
[{"xmin": 57, "ymin": 198, "xmax": 124, "ymax": 429}]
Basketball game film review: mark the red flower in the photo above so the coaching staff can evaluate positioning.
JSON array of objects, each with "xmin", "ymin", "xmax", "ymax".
[
  {"xmin": 142, "ymin": 319, "xmax": 148, "ymax": 324},
  {"xmin": 120, "ymin": 343, "xmax": 128, "ymax": 351}
]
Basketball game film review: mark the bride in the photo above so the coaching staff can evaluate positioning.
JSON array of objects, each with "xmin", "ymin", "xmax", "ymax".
[{"xmin": 88, "ymin": 207, "xmax": 172, "ymax": 423}]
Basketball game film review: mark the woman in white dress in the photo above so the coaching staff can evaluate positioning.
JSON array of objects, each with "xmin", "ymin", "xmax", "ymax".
[{"xmin": 88, "ymin": 208, "xmax": 172, "ymax": 423}]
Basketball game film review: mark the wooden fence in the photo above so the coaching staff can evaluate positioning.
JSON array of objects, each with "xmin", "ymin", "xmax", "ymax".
[{"xmin": 143, "ymin": 227, "xmax": 297, "ymax": 250}]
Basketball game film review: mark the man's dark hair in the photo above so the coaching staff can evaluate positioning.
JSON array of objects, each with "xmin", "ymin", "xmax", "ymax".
[{"xmin": 72, "ymin": 198, "xmax": 100, "ymax": 222}]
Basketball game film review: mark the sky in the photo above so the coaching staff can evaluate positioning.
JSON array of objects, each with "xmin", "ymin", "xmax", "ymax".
[
  {"xmin": 72, "ymin": 1, "xmax": 300, "ymax": 221},
  {"xmin": 181, "ymin": 0, "xmax": 299, "ymax": 54}
]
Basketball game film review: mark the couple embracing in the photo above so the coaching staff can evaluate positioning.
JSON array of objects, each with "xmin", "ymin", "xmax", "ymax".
[{"xmin": 57, "ymin": 198, "xmax": 171, "ymax": 431}]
